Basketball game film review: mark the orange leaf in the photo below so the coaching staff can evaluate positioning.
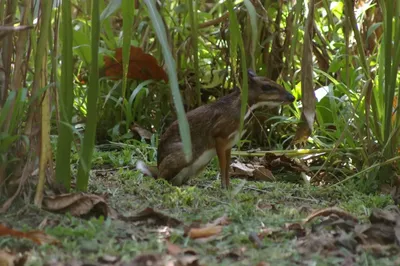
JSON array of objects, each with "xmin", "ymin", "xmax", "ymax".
[
  {"xmin": 103, "ymin": 46, "xmax": 168, "ymax": 82},
  {"xmin": 0, "ymin": 224, "xmax": 60, "ymax": 245},
  {"xmin": 188, "ymin": 225, "xmax": 222, "ymax": 239}
]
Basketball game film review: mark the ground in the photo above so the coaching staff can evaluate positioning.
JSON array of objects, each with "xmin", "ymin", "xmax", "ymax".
[{"xmin": 1, "ymin": 146, "xmax": 399, "ymax": 266}]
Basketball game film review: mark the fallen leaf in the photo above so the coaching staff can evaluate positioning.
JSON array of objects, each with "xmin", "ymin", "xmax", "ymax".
[
  {"xmin": 188, "ymin": 225, "xmax": 222, "ymax": 239},
  {"xmin": 257, "ymin": 227, "xmax": 282, "ymax": 239},
  {"xmin": 128, "ymin": 253, "xmax": 167, "ymax": 266},
  {"xmin": 262, "ymin": 154, "xmax": 310, "ymax": 174},
  {"xmin": 230, "ymin": 160, "xmax": 275, "ymax": 181},
  {"xmin": 284, "ymin": 223, "xmax": 306, "ymax": 238},
  {"xmin": 303, "ymin": 207, "xmax": 359, "ymax": 224},
  {"xmin": 217, "ymin": 247, "xmax": 247, "ymax": 262},
  {"xmin": 230, "ymin": 161, "xmax": 255, "ymax": 176},
  {"xmin": 175, "ymin": 255, "xmax": 200, "ymax": 266},
  {"xmin": 0, "ymin": 250, "xmax": 27, "ymax": 266},
  {"xmin": 165, "ymin": 241, "xmax": 200, "ymax": 266},
  {"xmin": 119, "ymin": 207, "xmax": 182, "ymax": 227},
  {"xmin": 42, "ymin": 193, "xmax": 109, "ymax": 219},
  {"xmin": 209, "ymin": 214, "xmax": 230, "ymax": 226},
  {"xmin": 166, "ymin": 241, "xmax": 183, "ymax": 256},
  {"xmin": 358, "ymin": 244, "xmax": 399, "ymax": 257},
  {"xmin": 355, "ymin": 223, "xmax": 397, "ymax": 245},
  {"xmin": 255, "ymin": 262, "xmax": 271, "ymax": 266},
  {"xmin": 0, "ymin": 224, "xmax": 60, "ymax": 245},
  {"xmin": 98, "ymin": 254, "xmax": 120, "ymax": 264},
  {"xmin": 369, "ymin": 208, "xmax": 399, "ymax": 225},
  {"xmin": 253, "ymin": 167, "xmax": 275, "ymax": 181},
  {"xmin": 256, "ymin": 201, "xmax": 278, "ymax": 213}
]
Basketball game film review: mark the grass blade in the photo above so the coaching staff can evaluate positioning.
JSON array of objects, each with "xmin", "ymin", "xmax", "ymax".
[
  {"xmin": 187, "ymin": 0, "xmax": 201, "ymax": 106},
  {"xmin": 76, "ymin": 0, "xmax": 101, "ymax": 191},
  {"xmin": 33, "ymin": 0, "xmax": 52, "ymax": 206},
  {"xmin": 121, "ymin": 0, "xmax": 134, "ymax": 108},
  {"xmin": 226, "ymin": 0, "xmax": 248, "ymax": 138},
  {"xmin": 55, "ymin": 0, "xmax": 74, "ymax": 191},
  {"xmin": 244, "ymin": 0, "xmax": 257, "ymax": 70},
  {"xmin": 143, "ymin": 0, "xmax": 192, "ymax": 162}
]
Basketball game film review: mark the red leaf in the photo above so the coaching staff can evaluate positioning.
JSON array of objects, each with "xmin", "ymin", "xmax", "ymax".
[
  {"xmin": 0, "ymin": 224, "xmax": 60, "ymax": 245},
  {"xmin": 103, "ymin": 46, "xmax": 168, "ymax": 82}
]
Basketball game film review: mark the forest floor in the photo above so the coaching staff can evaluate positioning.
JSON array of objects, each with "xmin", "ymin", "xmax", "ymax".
[{"xmin": 1, "ymin": 146, "xmax": 400, "ymax": 266}]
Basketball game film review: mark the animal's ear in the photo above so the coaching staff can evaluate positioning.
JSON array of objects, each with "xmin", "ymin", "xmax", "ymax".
[{"xmin": 247, "ymin": 69, "xmax": 257, "ymax": 79}]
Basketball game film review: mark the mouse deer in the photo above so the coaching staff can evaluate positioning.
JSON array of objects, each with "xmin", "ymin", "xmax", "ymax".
[{"xmin": 137, "ymin": 69, "xmax": 295, "ymax": 188}]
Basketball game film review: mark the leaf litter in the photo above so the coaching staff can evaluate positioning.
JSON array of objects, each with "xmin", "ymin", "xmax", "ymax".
[
  {"xmin": 3, "ymin": 189, "xmax": 400, "ymax": 265},
  {"xmin": 230, "ymin": 153, "xmax": 310, "ymax": 182}
]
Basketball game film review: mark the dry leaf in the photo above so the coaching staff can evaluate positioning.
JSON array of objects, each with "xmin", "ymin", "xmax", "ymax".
[
  {"xmin": 166, "ymin": 241, "xmax": 200, "ymax": 266},
  {"xmin": 293, "ymin": 0, "xmax": 317, "ymax": 144},
  {"xmin": 42, "ymin": 193, "xmax": 109, "ymax": 219},
  {"xmin": 284, "ymin": 223, "xmax": 306, "ymax": 238},
  {"xmin": 188, "ymin": 225, "xmax": 222, "ymax": 239},
  {"xmin": 230, "ymin": 161, "xmax": 275, "ymax": 181},
  {"xmin": 98, "ymin": 254, "xmax": 120, "ymax": 264},
  {"xmin": 231, "ymin": 161, "xmax": 255, "ymax": 176},
  {"xmin": 217, "ymin": 247, "xmax": 247, "ymax": 262},
  {"xmin": 166, "ymin": 241, "xmax": 183, "ymax": 256},
  {"xmin": 119, "ymin": 207, "xmax": 182, "ymax": 227},
  {"xmin": 263, "ymin": 154, "xmax": 310, "ymax": 173},
  {"xmin": 0, "ymin": 250, "xmax": 27, "ymax": 266},
  {"xmin": 0, "ymin": 224, "xmax": 60, "ymax": 245},
  {"xmin": 303, "ymin": 207, "xmax": 359, "ymax": 224},
  {"xmin": 209, "ymin": 214, "xmax": 230, "ymax": 226},
  {"xmin": 129, "ymin": 253, "xmax": 167, "ymax": 266},
  {"xmin": 256, "ymin": 262, "xmax": 271, "ymax": 266},
  {"xmin": 258, "ymin": 227, "xmax": 282, "ymax": 239},
  {"xmin": 253, "ymin": 167, "xmax": 275, "ymax": 181}
]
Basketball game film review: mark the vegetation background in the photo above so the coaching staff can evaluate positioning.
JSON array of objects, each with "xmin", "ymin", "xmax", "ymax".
[{"xmin": 1, "ymin": 0, "xmax": 400, "ymax": 265}]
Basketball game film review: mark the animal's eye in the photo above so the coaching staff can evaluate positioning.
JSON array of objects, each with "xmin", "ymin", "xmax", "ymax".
[{"xmin": 262, "ymin": 84, "xmax": 276, "ymax": 91}]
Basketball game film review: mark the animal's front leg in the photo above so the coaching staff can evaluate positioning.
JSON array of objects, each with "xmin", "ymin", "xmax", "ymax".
[
  {"xmin": 224, "ymin": 148, "xmax": 231, "ymax": 188},
  {"xmin": 216, "ymin": 137, "xmax": 229, "ymax": 189}
]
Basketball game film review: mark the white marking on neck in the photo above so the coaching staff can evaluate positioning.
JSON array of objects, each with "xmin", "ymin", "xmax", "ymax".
[{"xmin": 244, "ymin": 101, "xmax": 282, "ymax": 120}]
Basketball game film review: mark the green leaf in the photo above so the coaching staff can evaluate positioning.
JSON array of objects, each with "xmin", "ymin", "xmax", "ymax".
[
  {"xmin": 143, "ymin": 0, "xmax": 192, "ymax": 162},
  {"xmin": 366, "ymin": 22, "xmax": 382, "ymax": 41},
  {"xmin": 100, "ymin": 0, "xmax": 122, "ymax": 21},
  {"xmin": 121, "ymin": 0, "xmax": 134, "ymax": 102},
  {"xmin": 76, "ymin": 0, "xmax": 101, "ymax": 191},
  {"xmin": 73, "ymin": 30, "xmax": 91, "ymax": 65},
  {"xmin": 55, "ymin": 0, "xmax": 74, "ymax": 190}
]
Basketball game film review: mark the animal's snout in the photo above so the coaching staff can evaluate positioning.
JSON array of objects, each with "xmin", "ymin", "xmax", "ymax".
[{"xmin": 286, "ymin": 93, "xmax": 295, "ymax": 103}]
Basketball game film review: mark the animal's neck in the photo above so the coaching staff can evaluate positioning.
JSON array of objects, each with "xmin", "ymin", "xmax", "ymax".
[{"xmin": 227, "ymin": 88, "xmax": 261, "ymax": 119}]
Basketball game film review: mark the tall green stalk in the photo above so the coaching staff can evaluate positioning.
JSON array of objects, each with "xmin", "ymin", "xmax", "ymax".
[
  {"xmin": 226, "ymin": 0, "xmax": 248, "ymax": 136},
  {"xmin": 55, "ymin": 0, "xmax": 74, "ymax": 190},
  {"xmin": 121, "ymin": 0, "xmax": 134, "ymax": 108},
  {"xmin": 76, "ymin": 1, "xmax": 100, "ymax": 191},
  {"xmin": 188, "ymin": 0, "xmax": 201, "ymax": 106},
  {"xmin": 143, "ymin": 0, "xmax": 192, "ymax": 162}
]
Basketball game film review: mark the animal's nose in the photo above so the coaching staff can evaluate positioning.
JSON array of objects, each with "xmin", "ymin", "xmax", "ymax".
[{"xmin": 287, "ymin": 93, "xmax": 295, "ymax": 102}]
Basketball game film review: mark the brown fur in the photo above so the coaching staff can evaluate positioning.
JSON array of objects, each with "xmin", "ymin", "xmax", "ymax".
[{"xmin": 137, "ymin": 69, "xmax": 295, "ymax": 188}]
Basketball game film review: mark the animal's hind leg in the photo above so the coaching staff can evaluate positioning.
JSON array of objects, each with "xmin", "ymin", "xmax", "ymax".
[{"xmin": 158, "ymin": 152, "xmax": 190, "ymax": 186}]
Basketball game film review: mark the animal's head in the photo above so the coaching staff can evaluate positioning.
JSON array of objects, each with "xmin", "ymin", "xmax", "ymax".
[{"xmin": 246, "ymin": 69, "xmax": 295, "ymax": 108}]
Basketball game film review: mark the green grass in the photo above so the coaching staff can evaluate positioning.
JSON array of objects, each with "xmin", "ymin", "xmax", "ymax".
[{"xmin": 0, "ymin": 144, "xmax": 397, "ymax": 265}]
